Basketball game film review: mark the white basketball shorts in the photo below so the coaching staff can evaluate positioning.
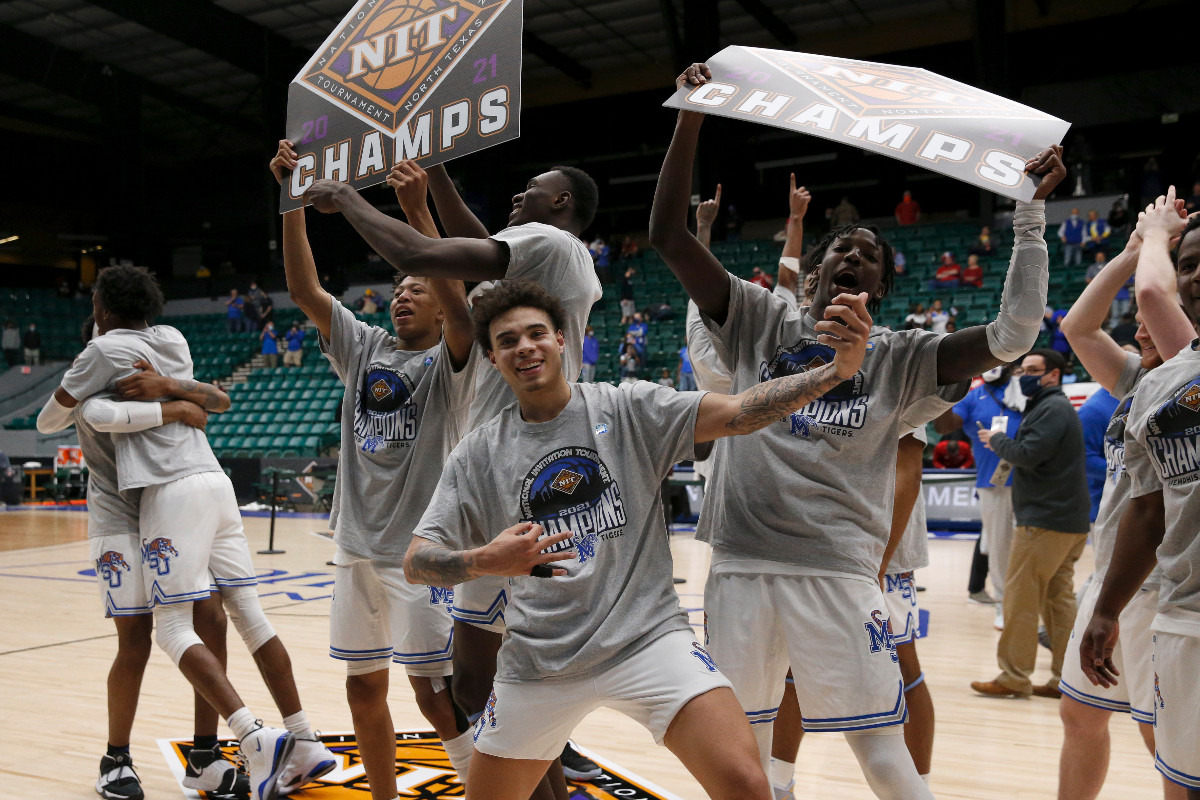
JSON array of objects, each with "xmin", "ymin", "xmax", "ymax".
[
  {"xmin": 1152, "ymin": 629, "xmax": 1200, "ymax": 789},
  {"xmin": 883, "ymin": 570, "xmax": 921, "ymax": 646},
  {"xmin": 90, "ymin": 533, "xmax": 151, "ymax": 617},
  {"xmin": 451, "ymin": 574, "xmax": 510, "ymax": 634}
]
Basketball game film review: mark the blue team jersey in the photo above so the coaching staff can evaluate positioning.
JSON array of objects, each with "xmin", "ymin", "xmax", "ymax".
[
  {"xmin": 952, "ymin": 382, "xmax": 1023, "ymax": 487},
  {"xmin": 1078, "ymin": 387, "xmax": 1120, "ymax": 522}
]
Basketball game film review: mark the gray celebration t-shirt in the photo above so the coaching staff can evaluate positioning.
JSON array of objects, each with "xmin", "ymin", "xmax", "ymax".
[
  {"xmin": 414, "ymin": 382, "xmax": 704, "ymax": 682},
  {"xmin": 59, "ymin": 326, "xmax": 221, "ymax": 493},
  {"xmin": 1125, "ymin": 343, "xmax": 1200, "ymax": 635},
  {"xmin": 700, "ymin": 274, "xmax": 965, "ymax": 579},
  {"xmin": 468, "ymin": 223, "xmax": 602, "ymax": 429},
  {"xmin": 888, "ymin": 425, "xmax": 930, "ymax": 575},
  {"xmin": 74, "ymin": 398, "xmax": 141, "ymax": 538},
  {"xmin": 320, "ymin": 301, "xmax": 476, "ymax": 561}
]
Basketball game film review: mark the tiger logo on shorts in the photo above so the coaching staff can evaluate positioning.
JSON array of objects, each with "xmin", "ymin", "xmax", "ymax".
[
  {"xmin": 1154, "ymin": 672, "xmax": 1165, "ymax": 710},
  {"xmin": 473, "ymin": 689, "xmax": 498, "ymax": 743},
  {"xmin": 96, "ymin": 551, "xmax": 132, "ymax": 588},
  {"xmin": 690, "ymin": 642, "xmax": 719, "ymax": 672},
  {"xmin": 864, "ymin": 609, "xmax": 898, "ymax": 663},
  {"xmin": 142, "ymin": 537, "xmax": 179, "ymax": 576}
]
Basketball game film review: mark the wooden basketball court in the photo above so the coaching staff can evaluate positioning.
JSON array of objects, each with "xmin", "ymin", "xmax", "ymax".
[{"xmin": 0, "ymin": 508, "xmax": 1161, "ymax": 798}]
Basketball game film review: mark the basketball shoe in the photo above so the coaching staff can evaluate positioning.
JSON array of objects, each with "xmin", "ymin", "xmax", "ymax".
[
  {"xmin": 239, "ymin": 725, "xmax": 294, "ymax": 800},
  {"xmin": 183, "ymin": 746, "xmax": 250, "ymax": 799},
  {"xmin": 277, "ymin": 733, "xmax": 338, "ymax": 794},
  {"xmin": 96, "ymin": 752, "xmax": 143, "ymax": 800}
]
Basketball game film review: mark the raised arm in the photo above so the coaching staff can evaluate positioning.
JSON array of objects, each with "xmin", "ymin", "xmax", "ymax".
[
  {"xmin": 114, "ymin": 360, "xmax": 231, "ymax": 413},
  {"xmin": 694, "ymin": 184, "xmax": 721, "ymax": 250},
  {"xmin": 426, "ymin": 163, "xmax": 491, "ymax": 239},
  {"xmin": 389, "ymin": 160, "xmax": 474, "ymax": 368},
  {"xmin": 880, "ymin": 432, "xmax": 925, "ymax": 580},
  {"xmin": 1059, "ymin": 234, "xmax": 1142, "ymax": 392},
  {"xmin": 404, "ymin": 522, "xmax": 574, "ymax": 587},
  {"xmin": 304, "ymin": 179, "xmax": 509, "ymax": 281},
  {"xmin": 1134, "ymin": 187, "xmax": 1195, "ymax": 360},
  {"xmin": 649, "ymin": 63, "xmax": 733, "ymax": 323},
  {"xmin": 694, "ymin": 292, "xmax": 869, "ymax": 442},
  {"xmin": 777, "ymin": 175, "xmax": 810, "ymax": 299},
  {"xmin": 935, "ymin": 146, "xmax": 1067, "ymax": 384},
  {"xmin": 271, "ymin": 139, "xmax": 334, "ymax": 340}
]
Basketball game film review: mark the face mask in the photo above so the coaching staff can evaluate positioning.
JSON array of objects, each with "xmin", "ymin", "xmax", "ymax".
[
  {"xmin": 982, "ymin": 366, "xmax": 1005, "ymax": 383},
  {"xmin": 1019, "ymin": 374, "xmax": 1043, "ymax": 397}
]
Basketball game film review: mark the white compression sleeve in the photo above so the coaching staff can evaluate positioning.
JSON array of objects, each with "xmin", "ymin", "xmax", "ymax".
[
  {"xmin": 985, "ymin": 200, "xmax": 1049, "ymax": 362},
  {"xmin": 80, "ymin": 397, "xmax": 164, "ymax": 432},
  {"xmin": 36, "ymin": 394, "xmax": 75, "ymax": 434}
]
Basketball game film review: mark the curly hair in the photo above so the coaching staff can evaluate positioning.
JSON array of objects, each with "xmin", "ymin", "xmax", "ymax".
[
  {"xmin": 550, "ymin": 165, "xmax": 599, "ymax": 232},
  {"xmin": 471, "ymin": 279, "xmax": 566, "ymax": 352},
  {"xmin": 95, "ymin": 265, "xmax": 165, "ymax": 323},
  {"xmin": 804, "ymin": 224, "xmax": 896, "ymax": 313}
]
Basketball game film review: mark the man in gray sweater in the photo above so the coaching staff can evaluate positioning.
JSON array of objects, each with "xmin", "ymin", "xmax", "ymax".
[{"xmin": 971, "ymin": 348, "xmax": 1090, "ymax": 698}]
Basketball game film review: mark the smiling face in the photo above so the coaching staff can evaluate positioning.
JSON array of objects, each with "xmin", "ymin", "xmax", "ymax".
[
  {"xmin": 390, "ymin": 276, "xmax": 443, "ymax": 342},
  {"xmin": 1134, "ymin": 313, "xmax": 1162, "ymax": 370},
  {"xmin": 1177, "ymin": 227, "xmax": 1200, "ymax": 324},
  {"xmin": 487, "ymin": 306, "xmax": 565, "ymax": 393},
  {"xmin": 812, "ymin": 228, "xmax": 887, "ymax": 310},
  {"xmin": 509, "ymin": 170, "xmax": 571, "ymax": 226}
]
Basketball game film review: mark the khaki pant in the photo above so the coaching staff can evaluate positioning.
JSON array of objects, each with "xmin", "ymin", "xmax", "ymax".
[
  {"xmin": 283, "ymin": 349, "xmax": 302, "ymax": 367},
  {"xmin": 995, "ymin": 526, "xmax": 1086, "ymax": 694},
  {"xmin": 978, "ymin": 485, "xmax": 1014, "ymax": 603}
]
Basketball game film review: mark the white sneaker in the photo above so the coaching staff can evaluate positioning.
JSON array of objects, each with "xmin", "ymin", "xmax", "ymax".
[
  {"xmin": 182, "ymin": 747, "xmax": 249, "ymax": 798},
  {"xmin": 993, "ymin": 605, "xmax": 1005, "ymax": 631},
  {"xmin": 239, "ymin": 726, "xmax": 295, "ymax": 800},
  {"xmin": 773, "ymin": 779, "xmax": 796, "ymax": 800},
  {"xmin": 277, "ymin": 734, "xmax": 337, "ymax": 794}
]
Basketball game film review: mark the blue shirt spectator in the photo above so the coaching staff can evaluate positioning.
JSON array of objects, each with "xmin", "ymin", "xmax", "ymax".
[
  {"xmin": 626, "ymin": 314, "xmax": 648, "ymax": 357},
  {"xmin": 951, "ymin": 380, "xmax": 1023, "ymax": 487},
  {"xmin": 1077, "ymin": 387, "xmax": 1120, "ymax": 522},
  {"xmin": 226, "ymin": 289, "xmax": 246, "ymax": 332},
  {"xmin": 285, "ymin": 328, "xmax": 305, "ymax": 351},
  {"xmin": 580, "ymin": 327, "xmax": 600, "ymax": 383},
  {"xmin": 677, "ymin": 345, "xmax": 696, "ymax": 391},
  {"xmin": 261, "ymin": 324, "xmax": 279, "ymax": 355}
]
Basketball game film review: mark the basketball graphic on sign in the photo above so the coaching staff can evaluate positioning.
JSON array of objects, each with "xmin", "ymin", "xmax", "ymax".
[{"xmin": 356, "ymin": 0, "xmax": 453, "ymax": 91}]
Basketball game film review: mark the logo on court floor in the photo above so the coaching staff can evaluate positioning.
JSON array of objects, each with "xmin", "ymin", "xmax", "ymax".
[
  {"xmin": 159, "ymin": 730, "xmax": 687, "ymax": 798},
  {"xmin": 141, "ymin": 537, "xmax": 179, "ymax": 576},
  {"xmin": 96, "ymin": 550, "xmax": 132, "ymax": 588}
]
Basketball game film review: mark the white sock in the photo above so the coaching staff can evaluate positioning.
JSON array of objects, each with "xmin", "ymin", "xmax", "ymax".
[
  {"xmin": 283, "ymin": 711, "xmax": 313, "ymax": 739},
  {"xmin": 769, "ymin": 757, "xmax": 795, "ymax": 789},
  {"xmin": 921, "ymin": 774, "xmax": 931, "ymax": 787},
  {"xmin": 227, "ymin": 708, "xmax": 258, "ymax": 741},
  {"xmin": 443, "ymin": 730, "xmax": 475, "ymax": 787}
]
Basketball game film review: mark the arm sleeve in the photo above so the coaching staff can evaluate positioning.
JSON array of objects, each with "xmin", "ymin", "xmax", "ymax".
[
  {"xmin": 79, "ymin": 397, "xmax": 165, "ymax": 432},
  {"xmin": 985, "ymin": 200, "xmax": 1049, "ymax": 361},
  {"xmin": 986, "ymin": 403, "xmax": 1068, "ymax": 468},
  {"xmin": 623, "ymin": 382, "xmax": 708, "ymax": 477},
  {"xmin": 36, "ymin": 394, "xmax": 75, "ymax": 434}
]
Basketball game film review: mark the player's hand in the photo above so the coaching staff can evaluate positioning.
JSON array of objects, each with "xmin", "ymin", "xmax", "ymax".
[
  {"xmin": 676, "ymin": 62, "xmax": 712, "ymax": 91},
  {"xmin": 1136, "ymin": 186, "xmax": 1190, "ymax": 243},
  {"xmin": 387, "ymin": 160, "xmax": 430, "ymax": 216},
  {"xmin": 788, "ymin": 173, "xmax": 811, "ymax": 219},
  {"xmin": 696, "ymin": 184, "xmax": 721, "ymax": 229},
  {"xmin": 1080, "ymin": 613, "xmax": 1121, "ymax": 688},
  {"xmin": 478, "ymin": 522, "xmax": 574, "ymax": 578},
  {"xmin": 1029, "ymin": 145, "xmax": 1067, "ymax": 200},
  {"xmin": 115, "ymin": 360, "xmax": 168, "ymax": 401},
  {"xmin": 165, "ymin": 400, "xmax": 209, "ymax": 431},
  {"xmin": 269, "ymin": 139, "xmax": 298, "ymax": 187},
  {"xmin": 304, "ymin": 180, "xmax": 349, "ymax": 214},
  {"xmin": 816, "ymin": 292, "xmax": 871, "ymax": 380}
]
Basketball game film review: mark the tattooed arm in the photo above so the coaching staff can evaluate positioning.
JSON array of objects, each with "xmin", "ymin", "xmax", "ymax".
[
  {"xmin": 114, "ymin": 360, "xmax": 231, "ymax": 413},
  {"xmin": 693, "ymin": 291, "xmax": 871, "ymax": 443},
  {"xmin": 405, "ymin": 522, "xmax": 576, "ymax": 587}
]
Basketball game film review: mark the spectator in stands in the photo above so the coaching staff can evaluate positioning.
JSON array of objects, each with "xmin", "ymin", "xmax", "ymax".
[
  {"xmin": 893, "ymin": 250, "xmax": 907, "ymax": 276},
  {"xmin": 258, "ymin": 288, "xmax": 275, "ymax": 329},
  {"xmin": 749, "ymin": 266, "xmax": 773, "ymax": 289},
  {"xmin": 969, "ymin": 225, "xmax": 997, "ymax": 257},
  {"xmin": 626, "ymin": 311, "xmax": 648, "ymax": 358},
  {"xmin": 1108, "ymin": 272, "xmax": 1134, "ymax": 329},
  {"xmin": 676, "ymin": 344, "xmax": 696, "ymax": 391},
  {"xmin": 225, "ymin": 288, "xmax": 246, "ymax": 333},
  {"xmin": 928, "ymin": 299, "xmax": 951, "ymax": 334},
  {"xmin": 932, "ymin": 438, "xmax": 974, "ymax": 469},
  {"xmin": 1084, "ymin": 251, "xmax": 1107, "ymax": 284},
  {"xmin": 247, "ymin": 280, "xmax": 266, "ymax": 315},
  {"xmin": 618, "ymin": 342, "xmax": 640, "ymax": 383},
  {"xmin": 1077, "ymin": 387, "xmax": 1120, "ymax": 525},
  {"xmin": 1082, "ymin": 209, "xmax": 1110, "ymax": 257},
  {"xmin": 22, "ymin": 322, "xmax": 41, "ymax": 366},
  {"xmin": 961, "ymin": 254, "xmax": 984, "ymax": 288},
  {"xmin": 581, "ymin": 325, "xmax": 599, "ymax": 382},
  {"xmin": 894, "ymin": 189, "xmax": 921, "ymax": 226},
  {"xmin": 725, "ymin": 203, "xmax": 743, "ymax": 240},
  {"xmin": 259, "ymin": 320, "xmax": 280, "ymax": 368},
  {"xmin": 620, "ymin": 267, "xmax": 636, "ymax": 324},
  {"xmin": 1187, "ymin": 180, "xmax": 1200, "ymax": 213},
  {"xmin": 904, "ymin": 302, "xmax": 929, "ymax": 330},
  {"xmin": 283, "ymin": 322, "xmax": 305, "ymax": 367},
  {"xmin": 1058, "ymin": 208, "xmax": 1085, "ymax": 267},
  {"xmin": 589, "ymin": 236, "xmax": 611, "ymax": 283},
  {"xmin": 657, "ymin": 368, "xmax": 674, "ymax": 388},
  {"xmin": 2, "ymin": 321, "xmax": 19, "ymax": 368},
  {"xmin": 619, "ymin": 236, "xmax": 639, "ymax": 262},
  {"xmin": 1109, "ymin": 312, "xmax": 1137, "ymax": 347},
  {"xmin": 354, "ymin": 288, "xmax": 379, "ymax": 314},
  {"xmin": 1045, "ymin": 308, "xmax": 1072, "ymax": 361},
  {"xmin": 829, "ymin": 196, "xmax": 859, "ymax": 227},
  {"xmin": 930, "ymin": 251, "xmax": 962, "ymax": 289},
  {"xmin": 1106, "ymin": 200, "xmax": 1130, "ymax": 237},
  {"xmin": 1139, "ymin": 157, "xmax": 1164, "ymax": 207},
  {"xmin": 56, "ymin": 277, "xmax": 73, "ymax": 298}
]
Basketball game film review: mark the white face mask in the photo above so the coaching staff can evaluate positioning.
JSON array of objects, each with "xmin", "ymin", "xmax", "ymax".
[{"xmin": 982, "ymin": 366, "xmax": 1005, "ymax": 383}]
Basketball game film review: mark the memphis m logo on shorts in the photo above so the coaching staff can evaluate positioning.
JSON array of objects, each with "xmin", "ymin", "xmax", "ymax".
[
  {"xmin": 473, "ymin": 689, "xmax": 498, "ymax": 743},
  {"xmin": 96, "ymin": 550, "xmax": 132, "ymax": 588},
  {"xmin": 690, "ymin": 642, "xmax": 719, "ymax": 672},
  {"xmin": 429, "ymin": 586, "xmax": 454, "ymax": 605},
  {"xmin": 142, "ymin": 537, "xmax": 179, "ymax": 576},
  {"xmin": 864, "ymin": 609, "xmax": 898, "ymax": 663}
]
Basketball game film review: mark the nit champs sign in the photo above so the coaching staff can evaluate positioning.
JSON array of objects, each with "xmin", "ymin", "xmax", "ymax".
[
  {"xmin": 281, "ymin": 0, "xmax": 523, "ymax": 212},
  {"xmin": 664, "ymin": 46, "xmax": 1070, "ymax": 202}
]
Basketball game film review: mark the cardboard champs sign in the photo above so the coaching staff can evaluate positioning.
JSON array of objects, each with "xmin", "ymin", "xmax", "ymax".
[
  {"xmin": 663, "ymin": 46, "xmax": 1070, "ymax": 202},
  {"xmin": 281, "ymin": 0, "xmax": 523, "ymax": 212}
]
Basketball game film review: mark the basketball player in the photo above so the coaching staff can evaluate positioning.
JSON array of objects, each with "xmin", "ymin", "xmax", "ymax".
[
  {"xmin": 304, "ymin": 159, "xmax": 603, "ymax": 793},
  {"xmin": 649, "ymin": 62, "xmax": 1065, "ymax": 799},
  {"xmin": 1081, "ymin": 191, "xmax": 1200, "ymax": 799},
  {"xmin": 404, "ymin": 278, "xmax": 875, "ymax": 800},
  {"xmin": 36, "ymin": 320, "xmax": 248, "ymax": 800},
  {"xmin": 38, "ymin": 265, "xmax": 335, "ymax": 800},
  {"xmin": 271, "ymin": 144, "xmax": 478, "ymax": 797}
]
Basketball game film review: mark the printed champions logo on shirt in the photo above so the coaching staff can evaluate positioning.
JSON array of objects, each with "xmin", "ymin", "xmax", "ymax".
[
  {"xmin": 520, "ymin": 447, "xmax": 627, "ymax": 563},
  {"xmin": 356, "ymin": 364, "xmax": 419, "ymax": 448},
  {"xmin": 301, "ymin": 0, "xmax": 489, "ymax": 134},
  {"xmin": 761, "ymin": 340, "xmax": 869, "ymax": 437},
  {"xmin": 1146, "ymin": 376, "xmax": 1200, "ymax": 484}
]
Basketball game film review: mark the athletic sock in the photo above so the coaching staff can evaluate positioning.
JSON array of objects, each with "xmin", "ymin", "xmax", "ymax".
[
  {"xmin": 769, "ymin": 757, "xmax": 795, "ymax": 790},
  {"xmin": 283, "ymin": 710, "xmax": 314, "ymax": 739},
  {"xmin": 106, "ymin": 744, "xmax": 131, "ymax": 758},
  {"xmin": 227, "ymin": 707, "xmax": 258, "ymax": 741},
  {"xmin": 193, "ymin": 735, "xmax": 219, "ymax": 751},
  {"xmin": 443, "ymin": 730, "xmax": 474, "ymax": 787}
]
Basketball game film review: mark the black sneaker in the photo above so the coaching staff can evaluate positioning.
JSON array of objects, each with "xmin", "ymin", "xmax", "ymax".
[
  {"xmin": 561, "ymin": 741, "xmax": 602, "ymax": 782},
  {"xmin": 96, "ymin": 753, "xmax": 144, "ymax": 800},
  {"xmin": 183, "ymin": 746, "xmax": 250, "ymax": 799}
]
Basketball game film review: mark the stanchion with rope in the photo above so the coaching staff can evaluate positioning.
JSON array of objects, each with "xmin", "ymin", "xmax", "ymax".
[{"xmin": 258, "ymin": 467, "xmax": 295, "ymax": 555}]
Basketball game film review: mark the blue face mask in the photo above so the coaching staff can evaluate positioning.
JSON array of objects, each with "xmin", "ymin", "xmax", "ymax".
[{"xmin": 1019, "ymin": 374, "xmax": 1044, "ymax": 397}]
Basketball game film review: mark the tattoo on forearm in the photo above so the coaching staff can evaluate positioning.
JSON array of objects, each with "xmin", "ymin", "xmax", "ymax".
[
  {"xmin": 171, "ymin": 378, "xmax": 224, "ymax": 412},
  {"xmin": 726, "ymin": 363, "xmax": 841, "ymax": 433},
  {"xmin": 407, "ymin": 539, "xmax": 479, "ymax": 586}
]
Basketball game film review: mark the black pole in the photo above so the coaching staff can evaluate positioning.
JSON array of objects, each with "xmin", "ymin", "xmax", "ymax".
[{"xmin": 258, "ymin": 468, "xmax": 285, "ymax": 554}]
